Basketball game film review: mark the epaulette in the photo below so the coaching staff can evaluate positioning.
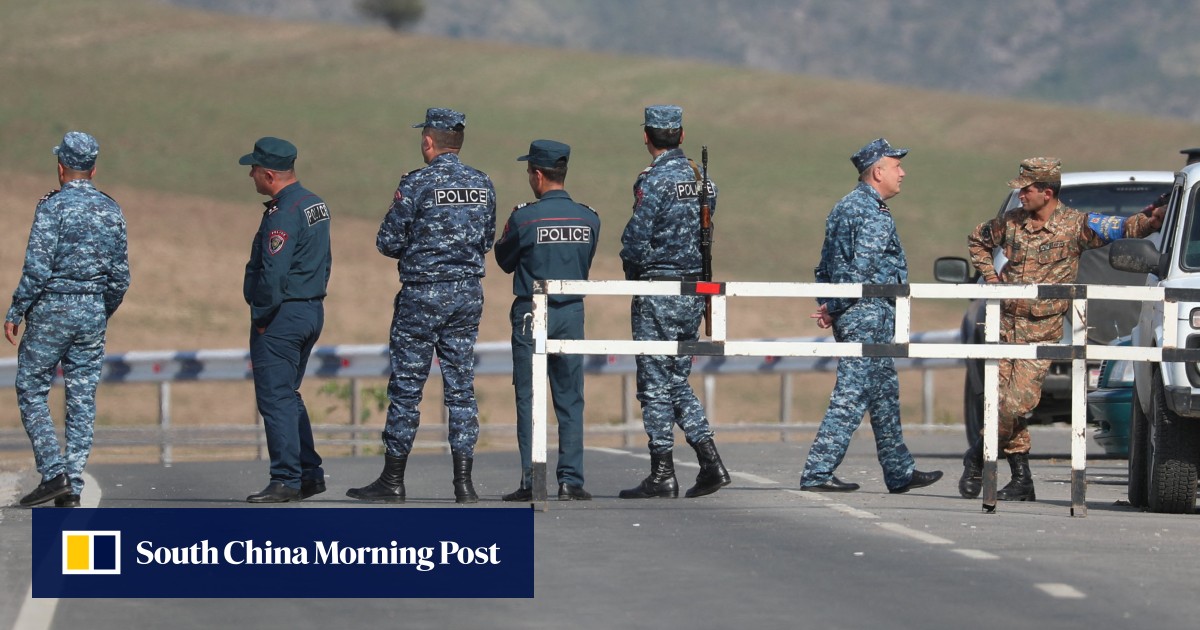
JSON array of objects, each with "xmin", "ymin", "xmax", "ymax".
[
  {"xmin": 511, "ymin": 202, "xmax": 531, "ymax": 213},
  {"xmin": 38, "ymin": 189, "xmax": 60, "ymax": 204},
  {"xmin": 100, "ymin": 191, "xmax": 118, "ymax": 203},
  {"xmin": 579, "ymin": 202, "xmax": 598, "ymax": 216}
]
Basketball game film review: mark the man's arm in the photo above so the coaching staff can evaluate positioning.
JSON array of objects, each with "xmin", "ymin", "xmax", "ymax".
[
  {"xmin": 377, "ymin": 184, "xmax": 415, "ymax": 260},
  {"xmin": 619, "ymin": 177, "xmax": 657, "ymax": 280},
  {"xmin": 6, "ymin": 202, "xmax": 60, "ymax": 325},
  {"xmin": 104, "ymin": 216, "xmax": 131, "ymax": 318},
  {"xmin": 493, "ymin": 212, "xmax": 522, "ymax": 274},
  {"xmin": 967, "ymin": 216, "xmax": 1004, "ymax": 282},
  {"xmin": 250, "ymin": 208, "xmax": 298, "ymax": 327}
]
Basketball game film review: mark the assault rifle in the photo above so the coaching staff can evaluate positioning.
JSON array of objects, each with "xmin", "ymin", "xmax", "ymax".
[{"xmin": 699, "ymin": 146, "xmax": 714, "ymax": 336}]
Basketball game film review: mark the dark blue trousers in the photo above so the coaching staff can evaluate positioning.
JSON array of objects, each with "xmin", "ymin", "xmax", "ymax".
[
  {"xmin": 250, "ymin": 299, "xmax": 324, "ymax": 489},
  {"xmin": 510, "ymin": 298, "xmax": 585, "ymax": 488}
]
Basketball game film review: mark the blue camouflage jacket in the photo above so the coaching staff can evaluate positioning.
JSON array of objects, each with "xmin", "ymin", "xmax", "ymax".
[
  {"xmin": 815, "ymin": 181, "xmax": 908, "ymax": 318},
  {"xmin": 243, "ymin": 181, "xmax": 332, "ymax": 327},
  {"xmin": 619, "ymin": 148, "xmax": 717, "ymax": 279},
  {"xmin": 6, "ymin": 179, "xmax": 130, "ymax": 324},
  {"xmin": 377, "ymin": 152, "xmax": 496, "ymax": 283}
]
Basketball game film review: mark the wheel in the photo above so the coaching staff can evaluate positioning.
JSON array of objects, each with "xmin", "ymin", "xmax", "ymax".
[
  {"xmin": 1147, "ymin": 372, "xmax": 1200, "ymax": 514},
  {"xmin": 1127, "ymin": 385, "xmax": 1150, "ymax": 508}
]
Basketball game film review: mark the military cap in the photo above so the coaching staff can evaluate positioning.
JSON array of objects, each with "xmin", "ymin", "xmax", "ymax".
[
  {"xmin": 1181, "ymin": 147, "xmax": 1200, "ymax": 165},
  {"xmin": 517, "ymin": 139, "xmax": 570, "ymax": 168},
  {"xmin": 644, "ymin": 105, "xmax": 683, "ymax": 130},
  {"xmin": 238, "ymin": 137, "xmax": 297, "ymax": 171},
  {"xmin": 851, "ymin": 137, "xmax": 908, "ymax": 174},
  {"xmin": 53, "ymin": 131, "xmax": 99, "ymax": 171},
  {"xmin": 1007, "ymin": 157, "xmax": 1062, "ymax": 189},
  {"xmin": 412, "ymin": 108, "xmax": 466, "ymax": 130}
]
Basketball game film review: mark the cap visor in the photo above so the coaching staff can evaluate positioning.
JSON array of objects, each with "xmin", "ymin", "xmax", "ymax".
[
  {"xmin": 1007, "ymin": 177, "xmax": 1031, "ymax": 189},
  {"xmin": 238, "ymin": 153, "xmax": 259, "ymax": 166},
  {"xmin": 516, "ymin": 155, "xmax": 531, "ymax": 162}
]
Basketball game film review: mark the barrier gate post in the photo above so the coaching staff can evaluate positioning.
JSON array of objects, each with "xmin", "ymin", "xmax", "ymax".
[
  {"xmin": 1070, "ymin": 297, "xmax": 1088, "ymax": 517},
  {"xmin": 530, "ymin": 288, "xmax": 550, "ymax": 512},
  {"xmin": 982, "ymin": 299, "xmax": 1000, "ymax": 513}
]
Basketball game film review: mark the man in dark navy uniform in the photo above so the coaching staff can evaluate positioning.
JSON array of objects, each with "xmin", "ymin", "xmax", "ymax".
[
  {"xmin": 240, "ymin": 137, "xmax": 331, "ymax": 503},
  {"xmin": 495, "ymin": 140, "xmax": 600, "ymax": 502}
]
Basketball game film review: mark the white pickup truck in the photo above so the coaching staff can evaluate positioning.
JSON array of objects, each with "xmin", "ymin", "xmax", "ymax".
[{"xmin": 1109, "ymin": 165, "xmax": 1200, "ymax": 513}]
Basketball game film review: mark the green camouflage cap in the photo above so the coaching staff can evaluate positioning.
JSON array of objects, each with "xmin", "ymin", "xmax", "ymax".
[{"xmin": 1008, "ymin": 157, "xmax": 1061, "ymax": 189}]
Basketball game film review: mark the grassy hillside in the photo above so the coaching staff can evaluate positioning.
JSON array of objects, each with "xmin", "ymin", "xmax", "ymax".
[{"xmin": 3, "ymin": 0, "xmax": 1200, "ymax": 448}]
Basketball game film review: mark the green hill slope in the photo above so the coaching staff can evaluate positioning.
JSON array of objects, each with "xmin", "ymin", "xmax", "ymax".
[{"xmin": 2, "ymin": 0, "xmax": 1199, "ymax": 283}]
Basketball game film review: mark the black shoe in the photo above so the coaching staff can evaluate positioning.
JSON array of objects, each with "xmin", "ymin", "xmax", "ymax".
[
  {"xmin": 502, "ymin": 487, "xmax": 532, "ymax": 502},
  {"xmin": 300, "ymin": 478, "xmax": 326, "ymax": 500},
  {"xmin": 246, "ymin": 481, "xmax": 301, "ymax": 503},
  {"xmin": 452, "ymin": 455, "xmax": 479, "ymax": 504},
  {"xmin": 20, "ymin": 473, "xmax": 71, "ymax": 507},
  {"xmin": 558, "ymin": 483, "xmax": 592, "ymax": 501},
  {"xmin": 55, "ymin": 494, "xmax": 81, "ymax": 508},
  {"xmin": 890, "ymin": 469, "xmax": 944, "ymax": 494},
  {"xmin": 959, "ymin": 444, "xmax": 983, "ymax": 499},
  {"xmin": 347, "ymin": 454, "xmax": 407, "ymax": 503},
  {"xmin": 685, "ymin": 438, "xmax": 732, "ymax": 498},
  {"xmin": 619, "ymin": 452, "xmax": 679, "ymax": 499},
  {"xmin": 802, "ymin": 476, "xmax": 860, "ymax": 492}
]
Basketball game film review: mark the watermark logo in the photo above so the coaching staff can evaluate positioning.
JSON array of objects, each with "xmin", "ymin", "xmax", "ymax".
[{"xmin": 62, "ymin": 531, "xmax": 121, "ymax": 575}]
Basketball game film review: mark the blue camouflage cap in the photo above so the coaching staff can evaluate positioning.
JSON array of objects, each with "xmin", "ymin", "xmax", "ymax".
[
  {"xmin": 851, "ymin": 138, "xmax": 909, "ymax": 174},
  {"xmin": 517, "ymin": 139, "xmax": 570, "ymax": 168},
  {"xmin": 53, "ymin": 131, "xmax": 99, "ymax": 171},
  {"xmin": 412, "ymin": 108, "xmax": 466, "ymax": 130},
  {"xmin": 238, "ymin": 137, "xmax": 297, "ymax": 171},
  {"xmin": 644, "ymin": 105, "xmax": 683, "ymax": 130}
]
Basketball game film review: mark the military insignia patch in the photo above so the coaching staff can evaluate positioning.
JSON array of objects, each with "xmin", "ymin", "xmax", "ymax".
[
  {"xmin": 268, "ymin": 230, "xmax": 288, "ymax": 255},
  {"xmin": 303, "ymin": 203, "xmax": 330, "ymax": 226}
]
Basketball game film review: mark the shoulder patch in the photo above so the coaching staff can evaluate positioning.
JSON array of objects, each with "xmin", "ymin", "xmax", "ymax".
[
  {"xmin": 303, "ymin": 202, "xmax": 331, "ymax": 226},
  {"xmin": 267, "ymin": 230, "xmax": 289, "ymax": 255},
  {"xmin": 675, "ymin": 180, "xmax": 716, "ymax": 200}
]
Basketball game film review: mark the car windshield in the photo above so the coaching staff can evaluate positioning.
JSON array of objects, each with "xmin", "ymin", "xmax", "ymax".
[{"xmin": 1001, "ymin": 182, "xmax": 1170, "ymax": 217}]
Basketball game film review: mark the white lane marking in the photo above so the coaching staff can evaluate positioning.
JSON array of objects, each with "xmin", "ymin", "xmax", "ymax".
[
  {"xmin": 13, "ymin": 471, "xmax": 100, "ymax": 630},
  {"xmin": 952, "ymin": 548, "xmax": 1000, "ymax": 560},
  {"xmin": 875, "ymin": 522, "xmax": 954, "ymax": 545},
  {"xmin": 586, "ymin": 447, "xmax": 630, "ymax": 455},
  {"xmin": 784, "ymin": 489, "xmax": 830, "ymax": 501},
  {"xmin": 826, "ymin": 503, "xmax": 879, "ymax": 519},
  {"xmin": 729, "ymin": 471, "xmax": 779, "ymax": 485},
  {"xmin": 1035, "ymin": 583, "xmax": 1086, "ymax": 599}
]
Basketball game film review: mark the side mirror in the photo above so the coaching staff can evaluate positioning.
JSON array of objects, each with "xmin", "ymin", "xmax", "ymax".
[
  {"xmin": 1108, "ymin": 238, "xmax": 1162, "ymax": 275},
  {"xmin": 934, "ymin": 256, "xmax": 976, "ymax": 283}
]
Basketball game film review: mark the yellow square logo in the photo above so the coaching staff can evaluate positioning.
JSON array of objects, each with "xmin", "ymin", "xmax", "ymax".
[{"xmin": 62, "ymin": 531, "xmax": 121, "ymax": 575}]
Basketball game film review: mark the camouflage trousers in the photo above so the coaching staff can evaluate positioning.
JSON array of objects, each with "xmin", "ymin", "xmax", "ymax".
[
  {"xmin": 383, "ymin": 279, "xmax": 483, "ymax": 458},
  {"xmin": 631, "ymin": 294, "xmax": 712, "ymax": 455},
  {"xmin": 801, "ymin": 301, "xmax": 915, "ymax": 491},
  {"xmin": 992, "ymin": 311, "xmax": 1063, "ymax": 454},
  {"xmin": 15, "ymin": 294, "xmax": 108, "ymax": 494}
]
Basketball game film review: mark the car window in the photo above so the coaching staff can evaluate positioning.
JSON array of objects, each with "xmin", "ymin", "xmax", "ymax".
[
  {"xmin": 999, "ymin": 182, "xmax": 1170, "ymax": 218},
  {"xmin": 1180, "ymin": 183, "xmax": 1200, "ymax": 270}
]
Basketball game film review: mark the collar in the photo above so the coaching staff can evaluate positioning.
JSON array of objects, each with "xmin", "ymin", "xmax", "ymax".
[
  {"xmin": 431, "ymin": 152, "xmax": 462, "ymax": 166},
  {"xmin": 650, "ymin": 148, "xmax": 685, "ymax": 167},
  {"xmin": 62, "ymin": 178, "xmax": 95, "ymax": 191},
  {"xmin": 1021, "ymin": 201, "xmax": 1067, "ymax": 233},
  {"xmin": 264, "ymin": 181, "xmax": 303, "ymax": 209},
  {"xmin": 854, "ymin": 181, "xmax": 888, "ymax": 211},
  {"xmin": 539, "ymin": 189, "xmax": 571, "ymax": 201}
]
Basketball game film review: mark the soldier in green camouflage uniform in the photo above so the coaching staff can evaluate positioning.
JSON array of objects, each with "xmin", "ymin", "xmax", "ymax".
[{"xmin": 965, "ymin": 157, "xmax": 1164, "ymax": 501}]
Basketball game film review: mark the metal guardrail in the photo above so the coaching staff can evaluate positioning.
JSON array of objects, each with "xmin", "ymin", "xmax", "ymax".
[{"xmin": 0, "ymin": 331, "xmax": 963, "ymax": 461}]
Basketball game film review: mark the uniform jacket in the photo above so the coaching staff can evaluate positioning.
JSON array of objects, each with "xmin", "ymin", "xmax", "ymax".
[
  {"xmin": 494, "ymin": 189, "xmax": 600, "ymax": 304},
  {"xmin": 243, "ymin": 181, "xmax": 332, "ymax": 327},
  {"xmin": 814, "ymin": 181, "xmax": 907, "ymax": 318},
  {"xmin": 968, "ymin": 201, "xmax": 1158, "ymax": 318},
  {"xmin": 619, "ymin": 148, "xmax": 716, "ymax": 279},
  {"xmin": 377, "ymin": 152, "xmax": 496, "ymax": 283},
  {"xmin": 6, "ymin": 179, "xmax": 130, "ymax": 324}
]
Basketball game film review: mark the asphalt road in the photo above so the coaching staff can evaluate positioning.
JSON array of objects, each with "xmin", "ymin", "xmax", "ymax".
[{"xmin": 2, "ymin": 428, "xmax": 1197, "ymax": 630}]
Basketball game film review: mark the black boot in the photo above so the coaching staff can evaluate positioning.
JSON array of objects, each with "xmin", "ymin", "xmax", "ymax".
[
  {"xmin": 958, "ymin": 443, "xmax": 983, "ymax": 499},
  {"xmin": 686, "ymin": 438, "xmax": 731, "ymax": 498},
  {"xmin": 346, "ymin": 454, "xmax": 407, "ymax": 503},
  {"xmin": 996, "ymin": 452, "xmax": 1036, "ymax": 501},
  {"xmin": 619, "ymin": 451, "xmax": 679, "ymax": 499},
  {"xmin": 453, "ymin": 454, "xmax": 478, "ymax": 504}
]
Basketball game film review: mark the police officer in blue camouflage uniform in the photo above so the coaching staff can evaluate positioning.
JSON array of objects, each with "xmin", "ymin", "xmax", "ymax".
[
  {"xmin": 800, "ymin": 138, "xmax": 943, "ymax": 494},
  {"xmin": 239, "ymin": 137, "xmax": 332, "ymax": 503},
  {"xmin": 496, "ymin": 140, "xmax": 600, "ymax": 502},
  {"xmin": 348, "ymin": 108, "xmax": 496, "ymax": 504},
  {"xmin": 618, "ymin": 105, "xmax": 731, "ymax": 499},
  {"xmin": 6, "ymin": 131, "xmax": 130, "ymax": 508}
]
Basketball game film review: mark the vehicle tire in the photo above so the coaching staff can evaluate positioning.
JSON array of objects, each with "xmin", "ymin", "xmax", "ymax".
[
  {"xmin": 1127, "ymin": 386, "xmax": 1150, "ymax": 508},
  {"xmin": 1148, "ymin": 372, "xmax": 1200, "ymax": 514}
]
